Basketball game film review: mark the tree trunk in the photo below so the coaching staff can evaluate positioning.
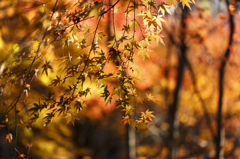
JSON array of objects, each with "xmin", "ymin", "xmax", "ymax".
[{"xmin": 167, "ymin": 7, "xmax": 188, "ymax": 159}]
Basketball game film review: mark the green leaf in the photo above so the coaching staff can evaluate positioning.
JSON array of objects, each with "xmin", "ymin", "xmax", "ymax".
[
  {"xmin": 105, "ymin": 96, "xmax": 112, "ymax": 106},
  {"xmin": 108, "ymin": 40, "xmax": 117, "ymax": 48}
]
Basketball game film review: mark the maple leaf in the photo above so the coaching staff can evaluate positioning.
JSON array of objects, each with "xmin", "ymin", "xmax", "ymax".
[
  {"xmin": 64, "ymin": 113, "xmax": 80, "ymax": 126},
  {"xmin": 49, "ymin": 76, "xmax": 61, "ymax": 86},
  {"xmin": 130, "ymin": 65, "xmax": 142, "ymax": 75},
  {"xmin": 166, "ymin": 0, "xmax": 178, "ymax": 7},
  {"xmin": 42, "ymin": 61, "xmax": 53, "ymax": 76},
  {"xmin": 83, "ymin": 25, "xmax": 90, "ymax": 33},
  {"xmin": 95, "ymin": 31, "xmax": 105, "ymax": 42},
  {"xmin": 155, "ymin": 15, "xmax": 165, "ymax": 29},
  {"xmin": 108, "ymin": 40, "xmax": 117, "ymax": 48},
  {"xmin": 180, "ymin": 0, "xmax": 195, "ymax": 9},
  {"xmin": 112, "ymin": 87, "xmax": 124, "ymax": 96},
  {"xmin": 6, "ymin": 133, "xmax": 12, "ymax": 143},
  {"xmin": 152, "ymin": 33, "xmax": 165, "ymax": 45},
  {"xmin": 141, "ymin": 109, "xmax": 156, "ymax": 124},
  {"xmin": 158, "ymin": 3, "xmax": 172, "ymax": 16},
  {"xmin": 122, "ymin": 105, "xmax": 135, "ymax": 115},
  {"xmin": 138, "ymin": 49, "xmax": 150, "ymax": 60},
  {"xmin": 136, "ymin": 96, "xmax": 144, "ymax": 104},
  {"xmin": 136, "ymin": 117, "xmax": 144, "ymax": 124},
  {"xmin": 146, "ymin": 93, "xmax": 155, "ymax": 102},
  {"xmin": 105, "ymin": 96, "xmax": 112, "ymax": 106},
  {"xmin": 120, "ymin": 115, "xmax": 133, "ymax": 125},
  {"xmin": 89, "ymin": 2, "xmax": 103, "ymax": 18},
  {"xmin": 144, "ymin": 109, "xmax": 155, "ymax": 118}
]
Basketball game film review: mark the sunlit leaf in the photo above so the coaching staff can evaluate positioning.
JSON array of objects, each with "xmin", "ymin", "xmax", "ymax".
[
  {"xmin": 120, "ymin": 115, "xmax": 133, "ymax": 125},
  {"xmin": 180, "ymin": 0, "xmax": 195, "ymax": 9},
  {"xmin": 6, "ymin": 133, "xmax": 12, "ymax": 143}
]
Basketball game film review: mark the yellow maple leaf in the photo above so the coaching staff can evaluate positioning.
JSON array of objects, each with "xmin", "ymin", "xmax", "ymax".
[
  {"xmin": 122, "ymin": 105, "xmax": 135, "ymax": 115},
  {"xmin": 154, "ymin": 15, "xmax": 165, "ymax": 30},
  {"xmin": 166, "ymin": 0, "xmax": 178, "ymax": 7},
  {"xmin": 120, "ymin": 115, "xmax": 133, "ymax": 125},
  {"xmin": 141, "ymin": 109, "xmax": 155, "ymax": 124},
  {"xmin": 158, "ymin": 3, "xmax": 172, "ymax": 16},
  {"xmin": 146, "ymin": 93, "xmax": 155, "ymax": 101},
  {"xmin": 145, "ymin": 109, "xmax": 155, "ymax": 118},
  {"xmin": 64, "ymin": 113, "xmax": 80, "ymax": 126},
  {"xmin": 180, "ymin": 0, "xmax": 195, "ymax": 9}
]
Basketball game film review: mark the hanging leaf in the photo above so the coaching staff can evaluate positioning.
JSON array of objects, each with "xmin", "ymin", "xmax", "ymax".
[
  {"xmin": 42, "ymin": 61, "xmax": 53, "ymax": 76},
  {"xmin": 6, "ymin": 133, "xmax": 12, "ymax": 143}
]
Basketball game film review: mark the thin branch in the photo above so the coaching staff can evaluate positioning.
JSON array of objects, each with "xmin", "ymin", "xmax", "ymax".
[
  {"xmin": 135, "ymin": 20, "xmax": 145, "ymax": 38},
  {"xmin": 100, "ymin": 0, "xmax": 120, "ymax": 16},
  {"xmin": 10, "ymin": 1, "xmax": 59, "ymax": 157},
  {"xmin": 1, "ymin": 0, "xmax": 59, "ymax": 121},
  {"xmin": 117, "ymin": 0, "xmax": 139, "ymax": 110},
  {"xmin": 14, "ymin": 148, "xmax": 27, "ymax": 159},
  {"xmin": 1, "ymin": 3, "xmax": 59, "ymax": 157},
  {"xmin": 216, "ymin": 0, "xmax": 235, "ymax": 158},
  {"xmin": 133, "ymin": 0, "xmax": 136, "ymax": 39},
  {"xmin": 72, "ymin": 0, "xmax": 121, "ymax": 95},
  {"xmin": 72, "ymin": 17, "xmax": 103, "ymax": 95},
  {"xmin": 14, "ymin": 101, "xmax": 18, "ymax": 158},
  {"xmin": 113, "ymin": 7, "xmax": 117, "ymax": 44}
]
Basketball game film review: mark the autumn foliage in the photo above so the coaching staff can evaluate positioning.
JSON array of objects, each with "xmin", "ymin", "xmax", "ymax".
[{"xmin": 0, "ymin": 0, "xmax": 239, "ymax": 158}]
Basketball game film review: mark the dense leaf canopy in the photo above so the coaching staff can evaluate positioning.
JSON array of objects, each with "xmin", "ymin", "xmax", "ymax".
[{"xmin": 0, "ymin": 0, "xmax": 239, "ymax": 158}]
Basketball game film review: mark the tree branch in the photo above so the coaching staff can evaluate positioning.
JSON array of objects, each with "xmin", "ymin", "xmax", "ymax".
[{"xmin": 216, "ymin": 0, "xmax": 235, "ymax": 158}]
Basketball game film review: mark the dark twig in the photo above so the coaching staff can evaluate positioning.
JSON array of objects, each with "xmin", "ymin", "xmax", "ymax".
[
  {"xmin": 100, "ymin": 0, "xmax": 120, "ymax": 16},
  {"xmin": 72, "ymin": 0, "xmax": 121, "ymax": 95},
  {"xmin": 216, "ymin": 0, "xmax": 235, "ymax": 158},
  {"xmin": 135, "ymin": 20, "xmax": 145, "ymax": 38},
  {"xmin": 1, "ymin": 1, "xmax": 59, "ymax": 158},
  {"xmin": 1, "ymin": 0, "xmax": 59, "ymax": 120},
  {"xmin": 72, "ymin": 17, "xmax": 102, "ymax": 95},
  {"xmin": 14, "ymin": 148, "xmax": 27, "ymax": 159}
]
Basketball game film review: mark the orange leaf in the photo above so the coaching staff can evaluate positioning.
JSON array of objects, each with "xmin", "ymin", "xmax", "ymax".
[
  {"xmin": 18, "ymin": 154, "xmax": 27, "ymax": 158},
  {"xmin": 120, "ymin": 116, "xmax": 133, "ymax": 125},
  {"xmin": 20, "ymin": 119, "xmax": 25, "ymax": 124},
  {"xmin": 141, "ymin": 109, "xmax": 155, "ymax": 124},
  {"xmin": 6, "ymin": 133, "xmax": 12, "ymax": 143},
  {"xmin": 27, "ymin": 143, "xmax": 33, "ymax": 148}
]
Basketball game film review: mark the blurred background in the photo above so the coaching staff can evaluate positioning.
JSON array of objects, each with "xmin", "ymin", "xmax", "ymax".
[{"xmin": 0, "ymin": 0, "xmax": 240, "ymax": 158}]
